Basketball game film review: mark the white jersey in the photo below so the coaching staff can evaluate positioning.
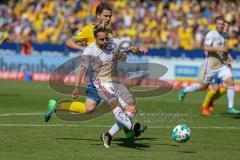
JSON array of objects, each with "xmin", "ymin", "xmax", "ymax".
[
  {"xmin": 81, "ymin": 38, "xmax": 122, "ymax": 83},
  {"xmin": 204, "ymin": 30, "xmax": 228, "ymax": 70}
]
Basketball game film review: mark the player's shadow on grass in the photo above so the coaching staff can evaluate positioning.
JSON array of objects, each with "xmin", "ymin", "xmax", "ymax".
[
  {"xmin": 113, "ymin": 137, "xmax": 156, "ymax": 150},
  {"xmin": 233, "ymin": 116, "xmax": 240, "ymax": 119},
  {"xmin": 156, "ymin": 143, "xmax": 179, "ymax": 147},
  {"xmin": 218, "ymin": 113, "xmax": 240, "ymax": 119},
  {"xmin": 178, "ymin": 150, "xmax": 197, "ymax": 154},
  {"xmin": 55, "ymin": 137, "xmax": 155, "ymax": 149}
]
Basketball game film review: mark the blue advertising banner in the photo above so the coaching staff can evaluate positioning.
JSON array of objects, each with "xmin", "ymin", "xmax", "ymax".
[
  {"xmin": 0, "ymin": 55, "xmax": 70, "ymax": 73},
  {"xmin": 232, "ymin": 68, "xmax": 240, "ymax": 80},
  {"xmin": 1, "ymin": 42, "xmax": 240, "ymax": 59},
  {"xmin": 175, "ymin": 66, "xmax": 199, "ymax": 78}
]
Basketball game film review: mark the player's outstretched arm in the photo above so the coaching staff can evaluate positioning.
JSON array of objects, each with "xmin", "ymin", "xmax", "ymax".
[
  {"xmin": 203, "ymin": 44, "xmax": 228, "ymax": 53},
  {"xmin": 66, "ymin": 38, "xmax": 85, "ymax": 51},
  {"xmin": 129, "ymin": 45, "xmax": 148, "ymax": 54},
  {"xmin": 227, "ymin": 54, "xmax": 233, "ymax": 68},
  {"xmin": 118, "ymin": 53, "xmax": 127, "ymax": 61}
]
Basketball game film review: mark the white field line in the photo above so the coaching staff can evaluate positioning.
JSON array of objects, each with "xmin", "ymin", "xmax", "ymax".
[
  {"xmin": 0, "ymin": 112, "xmax": 43, "ymax": 116},
  {"xmin": 0, "ymin": 112, "xmax": 232, "ymax": 117},
  {"xmin": 0, "ymin": 124, "xmax": 240, "ymax": 130}
]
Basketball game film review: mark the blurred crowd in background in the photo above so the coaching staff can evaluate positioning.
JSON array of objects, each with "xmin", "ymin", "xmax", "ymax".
[{"xmin": 0, "ymin": 0, "xmax": 239, "ymax": 51}]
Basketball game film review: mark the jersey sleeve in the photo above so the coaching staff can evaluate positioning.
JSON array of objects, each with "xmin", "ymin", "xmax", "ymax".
[
  {"xmin": 204, "ymin": 31, "xmax": 215, "ymax": 46},
  {"xmin": 112, "ymin": 38, "xmax": 122, "ymax": 46},
  {"xmin": 72, "ymin": 26, "xmax": 90, "ymax": 42},
  {"xmin": 80, "ymin": 47, "xmax": 92, "ymax": 69}
]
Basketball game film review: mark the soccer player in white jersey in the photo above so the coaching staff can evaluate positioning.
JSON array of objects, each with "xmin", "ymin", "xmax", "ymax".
[
  {"xmin": 200, "ymin": 20, "xmax": 239, "ymax": 116},
  {"xmin": 178, "ymin": 16, "xmax": 240, "ymax": 114},
  {"xmin": 73, "ymin": 26, "xmax": 148, "ymax": 148}
]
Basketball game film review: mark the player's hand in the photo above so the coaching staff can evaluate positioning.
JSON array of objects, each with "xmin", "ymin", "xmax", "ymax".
[
  {"xmin": 118, "ymin": 53, "xmax": 127, "ymax": 61},
  {"xmin": 227, "ymin": 63, "xmax": 232, "ymax": 69},
  {"xmin": 227, "ymin": 56, "xmax": 233, "ymax": 68},
  {"xmin": 139, "ymin": 46, "xmax": 148, "ymax": 55},
  {"xmin": 71, "ymin": 87, "xmax": 80, "ymax": 99}
]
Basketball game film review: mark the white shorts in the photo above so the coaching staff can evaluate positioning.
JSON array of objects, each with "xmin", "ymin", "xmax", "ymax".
[
  {"xmin": 93, "ymin": 77, "xmax": 135, "ymax": 108},
  {"xmin": 203, "ymin": 65, "xmax": 232, "ymax": 84}
]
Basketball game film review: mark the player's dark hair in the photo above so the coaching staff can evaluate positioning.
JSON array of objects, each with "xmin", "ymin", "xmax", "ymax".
[
  {"xmin": 96, "ymin": 2, "xmax": 112, "ymax": 15},
  {"xmin": 215, "ymin": 16, "xmax": 224, "ymax": 22},
  {"xmin": 224, "ymin": 20, "xmax": 231, "ymax": 25},
  {"xmin": 93, "ymin": 26, "xmax": 108, "ymax": 37}
]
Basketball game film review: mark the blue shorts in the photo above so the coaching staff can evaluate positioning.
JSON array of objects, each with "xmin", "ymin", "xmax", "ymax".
[
  {"xmin": 211, "ymin": 74, "xmax": 222, "ymax": 85},
  {"xmin": 85, "ymin": 82, "xmax": 101, "ymax": 105}
]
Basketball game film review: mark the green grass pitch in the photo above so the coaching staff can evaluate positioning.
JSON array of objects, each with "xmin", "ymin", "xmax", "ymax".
[{"xmin": 0, "ymin": 80, "xmax": 240, "ymax": 160}]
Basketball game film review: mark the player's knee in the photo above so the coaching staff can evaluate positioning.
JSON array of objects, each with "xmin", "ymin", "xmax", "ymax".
[
  {"xmin": 200, "ymin": 83, "xmax": 209, "ymax": 90},
  {"xmin": 227, "ymin": 82, "xmax": 234, "ymax": 88},
  {"xmin": 85, "ymin": 101, "xmax": 97, "ymax": 114},
  {"xmin": 125, "ymin": 105, "xmax": 137, "ymax": 115},
  {"xmin": 225, "ymin": 77, "xmax": 234, "ymax": 87},
  {"xmin": 85, "ymin": 105, "xmax": 95, "ymax": 114},
  {"xmin": 212, "ymin": 84, "xmax": 219, "ymax": 91},
  {"xmin": 222, "ymin": 82, "xmax": 228, "ymax": 88},
  {"xmin": 86, "ymin": 106, "xmax": 95, "ymax": 114}
]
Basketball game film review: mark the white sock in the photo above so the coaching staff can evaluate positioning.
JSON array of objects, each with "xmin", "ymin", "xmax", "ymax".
[
  {"xmin": 184, "ymin": 83, "xmax": 200, "ymax": 93},
  {"xmin": 108, "ymin": 122, "xmax": 124, "ymax": 136},
  {"xmin": 108, "ymin": 111, "xmax": 135, "ymax": 137},
  {"xmin": 227, "ymin": 87, "xmax": 235, "ymax": 109},
  {"xmin": 112, "ymin": 106, "xmax": 132, "ymax": 130}
]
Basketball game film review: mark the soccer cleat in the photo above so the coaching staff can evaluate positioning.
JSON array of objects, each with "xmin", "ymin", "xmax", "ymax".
[
  {"xmin": 140, "ymin": 125, "xmax": 147, "ymax": 133},
  {"xmin": 100, "ymin": 132, "xmax": 112, "ymax": 148},
  {"xmin": 227, "ymin": 108, "xmax": 240, "ymax": 114},
  {"xmin": 124, "ymin": 124, "xmax": 148, "ymax": 139},
  {"xmin": 208, "ymin": 103, "xmax": 215, "ymax": 113},
  {"xmin": 124, "ymin": 128, "xmax": 135, "ymax": 139},
  {"xmin": 132, "ymin": 122, "xmax": 141, "ymax": 137},
  {"xmin": 44, "ymin": 99, "xmax": 57, "ymax": 122},
  {"xmin": 201, "ymin": 107, "xmax": 210, "ymax": 116},
  {"xmin": 178, "ymin": 87, "xmax": 186, "ymax": 102}
]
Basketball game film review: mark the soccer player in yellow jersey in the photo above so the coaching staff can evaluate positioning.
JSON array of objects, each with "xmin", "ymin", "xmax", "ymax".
[
  {"xmin": 68, "ymin": 23, "xmax": 95, "ymax": 47},
  {"xmin": 45, "ymin": 2, "xmax": 115, "ymax": 120}
]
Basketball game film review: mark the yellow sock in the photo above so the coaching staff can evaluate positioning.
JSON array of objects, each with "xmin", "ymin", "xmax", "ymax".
[
  {"xmin": 69, "ymin": 102, "xmax": 87, "ymax": 113},
  {"xmin": 58, "ymin": 101, "xmax": 87, "ymax": 113},
  {"xmin": 211, "ymin": 87, "xmax": 227, "ymax": 103},
  {"xmin": 219, "ymin": 87, "xmax": 227, "ymax": 95},
  {"xmin": 202, "ymin": 89, "xmax": 217, "ymax": 108},
  {"xmin": 58, "ymin": 101, "xmax": 72, "ymax": 110}
]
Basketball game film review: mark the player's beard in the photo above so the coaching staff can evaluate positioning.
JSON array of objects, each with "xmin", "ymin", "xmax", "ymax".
[{"xmin": 99, "ymin": 43, "xmax": 107, "ymax": 50}]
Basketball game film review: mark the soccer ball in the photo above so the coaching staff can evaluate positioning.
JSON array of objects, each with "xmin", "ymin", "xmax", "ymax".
[{"xmin": 172, "ymin": 124, "xmax": 191, "ymax": 143}]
